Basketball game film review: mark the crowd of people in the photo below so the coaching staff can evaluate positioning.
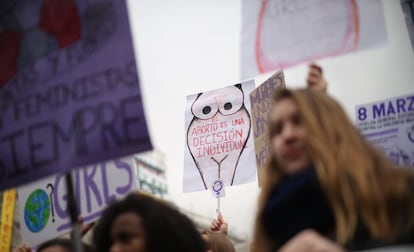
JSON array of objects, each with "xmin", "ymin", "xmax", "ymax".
[
  {"xmin": 11, "ymin": 64, "xmax": 414, "ymax": 252},
  {"xmin": 252, "ymin": 87, "xmax": 414, "ymax": 251},
  {"xmin": 14, "ymin": 193, "xmax": 235, "ymax": 252}
]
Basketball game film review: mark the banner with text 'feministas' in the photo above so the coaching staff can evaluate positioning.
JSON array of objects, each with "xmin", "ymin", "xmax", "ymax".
[{"xmin": 0, "ymin": 0, "xmax": 152, "ymax": 191}]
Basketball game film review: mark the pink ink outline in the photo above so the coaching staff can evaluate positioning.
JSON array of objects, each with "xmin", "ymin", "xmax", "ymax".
[{"xmin": 255, "ymin": 0, "xmax": 359, "ymax": 74}]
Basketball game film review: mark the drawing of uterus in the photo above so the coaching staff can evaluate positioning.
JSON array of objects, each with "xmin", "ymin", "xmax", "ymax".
[{"xmin": 187, "ymin": 84, "xmax": 251, "ymax": 190}]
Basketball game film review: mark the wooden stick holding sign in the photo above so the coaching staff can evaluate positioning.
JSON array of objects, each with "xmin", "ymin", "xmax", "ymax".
[{"xmin": 65, "ymin": 173, "xmax": 84, "ymax": 252}]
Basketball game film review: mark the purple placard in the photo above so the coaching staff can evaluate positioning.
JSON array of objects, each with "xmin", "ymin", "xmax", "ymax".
[
  {"xmin": 355, "ymin": 94, "xmax": 414, "ymax": 168},
  {"xmin": 0, "ymin": 0, "xmax": 152, "ymax": 191}
]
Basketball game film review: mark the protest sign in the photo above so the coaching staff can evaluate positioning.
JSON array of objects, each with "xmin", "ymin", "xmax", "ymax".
[
  {"xmin": 0, "ymin": 0, "xmax": 152, "ymax": 191},
  {"xmin": 17, "ymin": 156, "xmax": 137, "ymax": 247},
  {"xmin": 355, "ymin": 94, "xmax": 414, "ymax": 167},
  {"xmin": 250, "ymin": 71, "xmax": 285, "ymax": 184},
  {"xmin": 0, "ymin": 189, "xmax": 16, "ymax": 252},
  {"xmin": 184, "ymin": 81, "xmax": 256, "ymax": 192},
  {"xmin": 241, "ymin": 0, "xmax": 387, "ymax": 79},
  {"xmin": 135, "ymin": 150, "xmax": 169, "ymax": 199}
]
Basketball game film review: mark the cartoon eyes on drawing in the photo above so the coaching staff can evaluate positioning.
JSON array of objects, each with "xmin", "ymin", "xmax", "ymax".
[
  {"xmin": 191, "ymin": 87, "xmax": 245, "ymax": 119},
  {"xmin": 187, "ymin": 84, "xmax": 251, "ymax": 190}
]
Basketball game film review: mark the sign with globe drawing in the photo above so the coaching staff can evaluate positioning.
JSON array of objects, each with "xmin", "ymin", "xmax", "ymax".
[
  {"xmin": 24, "ymin": 189, "xmax": 51, "ymax": 233},
  {"xmin": 18, "ymin": 156, "xmax": 138, "ymax": 247}
]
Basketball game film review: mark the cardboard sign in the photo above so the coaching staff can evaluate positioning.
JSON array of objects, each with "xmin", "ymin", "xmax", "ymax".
[{"xmin": 250, "ymin": 71, "xmax": 285, "ymax": 184}]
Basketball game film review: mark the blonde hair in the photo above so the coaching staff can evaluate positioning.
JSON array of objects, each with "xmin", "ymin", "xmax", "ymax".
[{"xmin": 252, "ymin": 89, "xmax": 414, "ymax": 251}]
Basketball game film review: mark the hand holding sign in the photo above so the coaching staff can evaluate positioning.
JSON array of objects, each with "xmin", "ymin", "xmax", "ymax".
[
  {"xmin": 307, "ymin": 64, "xmax": 327, "ymax": 93},
  {"xmin": 12, "ymin": 243, "xmax": 32, "ymax": 252},
  {"xmin": 210, "ymin": 211, "xmax": 228, "ymax": 235}
]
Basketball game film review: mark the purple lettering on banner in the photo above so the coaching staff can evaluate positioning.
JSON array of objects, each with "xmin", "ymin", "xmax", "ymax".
[
  {"xmin": 387, "ymin": 101, "xmax": 396, "ymax": 115},
  {"xmin": 373, "ymin": 103, "xmax": 385, "ymax": 119},
  {"xmin": 83, "ymin": 164, "xmax": 102, "ymax": 213},
  {"xmin": 98, "ymin": 103, "xmax": 120, "ymax": 150},
  {"xmin": 2, "ymin": 130, "xmax": 27, "ymax": 176},
  {"xmin": 0, "ymin": 0, "xmax": 152, "ymax": 191},
  {"xmin": 254, "ymin": 117, "xmax": 266, "ymax": 138},
  {"xmin": 28, "ymin": 122, "xmax": 57, "ymax": 168},
  {"xmin": 114, "ymin": 159, "xmax": 133, "ymax": 194},
  {"xmin": 57, "ymin": 211, "xmax": 103, "ymax": 232},
  {"xmin": 396, "ymin": 98, "xmax": 406, "ymax": 113},
  {"xmin": 408, "ymin": 96, "xmax": 414, "ymax": 111},
  {"xmin": 53, "ymin": 173, "xmax": 68, "ymax": 219},
  {"xmin": 54, "ymin": 158, "xmax": 135, "ymax": 233},
  {"xmin": 101, "ymin": 162, "xmax": 116, "ymax": 204}
]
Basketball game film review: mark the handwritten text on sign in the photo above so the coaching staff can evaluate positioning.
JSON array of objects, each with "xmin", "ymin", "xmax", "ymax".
[
  {"xmin": 250, "ymin": 71, "xmax": 285, "ymax": 181},
  {"xmin": 17, "ymin": 157, "xmax": 137, "ymax": 247},
  {"xmin": 0, "ymin": 0, "xmax": 152, "ymax": 191},
  {"xmin": 184, "ymin": 81, "xmax": 256, "ymax": 192},
  {"xmin": 189, "ymin": 117, "xmax": 246, "ymax": 158}
]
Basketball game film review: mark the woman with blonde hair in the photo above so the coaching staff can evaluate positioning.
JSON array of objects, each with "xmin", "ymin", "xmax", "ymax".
[{"xmin": 252, "ymin": 88, "xmax": 414, "ymax": 251}]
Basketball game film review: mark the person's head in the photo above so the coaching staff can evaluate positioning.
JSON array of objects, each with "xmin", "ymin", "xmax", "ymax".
[
  {"xmin": 266, "ymin": 88, "xmax": 375, "ymax": 178},
  {"xmin": 201, "ymin": 230, "xmax": 235, "ymax": 252},
  {"xmin": 267, "ymin": 90, "xmax": 311, "ymax": 175},
  {"xmin": 93, "ymin": 192, "xmax": 206, "ymax": 252},
  {"xmin": 37, "ymin": 238, "xmax": 93, "ymax": 252},
  {"xmin": 253, "ymin": 88, "xmax": 414, "ymax": 251}
]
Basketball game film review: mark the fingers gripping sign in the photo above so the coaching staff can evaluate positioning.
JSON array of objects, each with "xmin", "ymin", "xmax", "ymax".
[
  {"xmin": 210, "ymin": 211, "xmax": 229, "ymax": 235},
  {"xmin": 306, "ymin": 63, "xmax": 327, "ymax": 93}
]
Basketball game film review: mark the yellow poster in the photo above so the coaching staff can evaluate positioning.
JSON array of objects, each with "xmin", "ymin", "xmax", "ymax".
[{"xmin": 0, "ymin": 189, "xmax": 16, "ymax": 252}]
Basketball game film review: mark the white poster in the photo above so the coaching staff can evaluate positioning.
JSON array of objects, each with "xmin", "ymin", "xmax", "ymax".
[
  {"xmin": 135, "ymin": 150, "xmax": 169, "ymax": 199},
  {"xmin": 17, "ymin": 156, "xmax": 138, "ymax": 247},
  {"xmin": 183, "ymin": 81, "xmax": 256, "ymax": 192},
  {"xmin": 241, "ymin": 0, "xmax": 387, "ymax": 79},
  {"xmin": 355, "ymin": 94, "xmax": 414, "ymax": 167}
]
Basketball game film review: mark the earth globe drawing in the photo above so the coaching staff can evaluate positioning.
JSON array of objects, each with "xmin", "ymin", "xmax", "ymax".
[{"xmin": 24, "ymin": 189, "xmax": 51, "ymax": 233}]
